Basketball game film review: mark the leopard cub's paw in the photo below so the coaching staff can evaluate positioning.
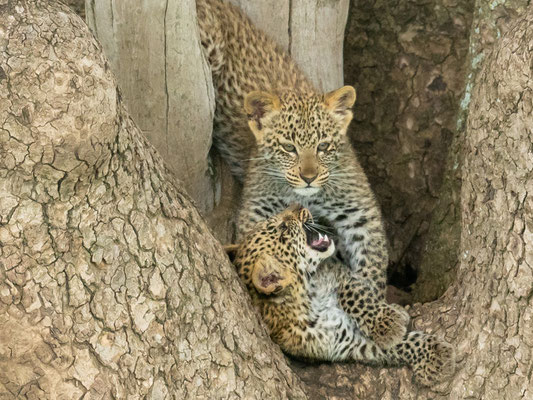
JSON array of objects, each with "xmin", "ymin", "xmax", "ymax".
[
  {"xmin": 412, "ymin": 335, "xmax": 455, "ymax": 386},
  {"xmin": 371, "ymin": 303, "xmax": 410, "ymax": 349}
]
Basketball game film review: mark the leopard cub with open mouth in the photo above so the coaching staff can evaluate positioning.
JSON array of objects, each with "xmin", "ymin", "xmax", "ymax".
[{"xmin": 227, "ymin": 205, "xmax": 455, "ymax": 386}]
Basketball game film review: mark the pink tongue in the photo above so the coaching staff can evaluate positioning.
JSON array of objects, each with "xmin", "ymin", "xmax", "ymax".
[{"xmin": 312, "ymin": 238, "xmax": 325, "ymax": 246}]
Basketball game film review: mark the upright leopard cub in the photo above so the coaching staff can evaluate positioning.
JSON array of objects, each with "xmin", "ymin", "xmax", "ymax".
[
  {"xmin": 197, "ymin": 0, "xmax": 389, "ymax": 301},
  {"xmin": 229, "ymin": 205, "xmax": 455, "ymax": 386}
]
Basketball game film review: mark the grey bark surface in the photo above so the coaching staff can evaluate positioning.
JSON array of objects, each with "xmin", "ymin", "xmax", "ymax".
[
  {"xmin": 0, "ymin": 1, "xmax": 307, "ymax": 398},
  {"xmin": 85, "ymin": 0, "xmax": 216, "ymax": 213},
  {"xmin": 229, "ymin": 0, "xmax": 349, "ymax": 92},
  {"xmin": 294, "ymin": 5, "xmax": 533, "ymax": 398}
]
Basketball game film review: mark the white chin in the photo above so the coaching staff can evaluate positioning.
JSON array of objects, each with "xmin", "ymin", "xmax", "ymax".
[
  {"xmin": 321, "ymin": 241, "xmax": 335, "ymax": 259},
  {"xmin": 293, "ymin": 187, "xmax": 321, "ymax": 196}
]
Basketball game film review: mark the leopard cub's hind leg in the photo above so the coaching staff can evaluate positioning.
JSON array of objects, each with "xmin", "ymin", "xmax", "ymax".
[
  {"xmin": 338, "ymin": 278, "xmax": 410, "ymax": 349},
  {"xmin": 388, "ymin": 331, "xmax": 455, "ymax": 386},
  {"xmin": 347, "ymin": 329, "xmax": 455, "ymax": 386}
]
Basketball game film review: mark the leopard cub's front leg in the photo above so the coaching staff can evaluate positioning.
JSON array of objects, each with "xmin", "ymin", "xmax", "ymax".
[{"xmin": 338, "ymin": 277, "xmax": 410, "ymax": 349}]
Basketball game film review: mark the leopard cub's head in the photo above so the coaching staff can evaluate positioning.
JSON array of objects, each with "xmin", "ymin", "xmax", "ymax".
[
  {"xmin": 228, "ymin": 205, "xmax": 335, "ymax": 296},
  {"xmin": 244, "ymin": 86, "xmax": 356, "ymax": 196}
]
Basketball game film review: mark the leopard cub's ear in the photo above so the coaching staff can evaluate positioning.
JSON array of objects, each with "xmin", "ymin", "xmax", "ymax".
[
  {"xmin": 323, "ymin": 85, "xmax": 356, "ymax": 133},
  {"xmin": 244, "ymin": 91, "xmax": 281, "ymax": 143},
  {"xmin": 251, "ymin": 253, "xmax": 290, "ymax": 295}
]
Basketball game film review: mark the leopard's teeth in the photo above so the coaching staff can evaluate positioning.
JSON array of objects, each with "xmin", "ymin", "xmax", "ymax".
[
  {"xmin": 318, "ymin": 233, "xmax": 324, "ymax": 241},
  {"xmin": 324, "ymin": 234, "xmax": 329, "ymax": 242}
]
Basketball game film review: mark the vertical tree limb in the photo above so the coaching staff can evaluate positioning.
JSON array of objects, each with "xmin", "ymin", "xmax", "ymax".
[
  {"xmin": 229, "ymin": 0, "xmax": 349, "ymax": 92},
  {"xmin": 86, "ymin": 0, "xmax": 216, "ymax": 213}
]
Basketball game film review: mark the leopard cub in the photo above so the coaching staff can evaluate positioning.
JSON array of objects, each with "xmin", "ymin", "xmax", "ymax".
[{"xmin": 228, "ymin": 205, "xmax": 455, "ymax": 386}]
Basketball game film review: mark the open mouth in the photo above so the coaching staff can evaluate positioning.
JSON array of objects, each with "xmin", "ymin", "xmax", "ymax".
[{"xmin": 304, "ymin": 224, "xmax": 332, "ymax": 252}]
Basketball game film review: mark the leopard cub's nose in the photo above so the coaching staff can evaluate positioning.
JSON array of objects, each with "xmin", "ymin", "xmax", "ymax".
[{"xmin": 300, "ymin": 173, "xmax": 317, "ymax": 184}]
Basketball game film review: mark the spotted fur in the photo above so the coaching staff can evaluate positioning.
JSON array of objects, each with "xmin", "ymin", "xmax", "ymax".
[
  {"xmin": 231, "ymin": 206, "xmax": 455, "ymax": 385},
  {"xmin": 196, "ymin": 0, "xmax": 313, "ymax": 179},
  {"xmin": 197, "ymin": 0, "xmax": 390, "ymax": 300}
]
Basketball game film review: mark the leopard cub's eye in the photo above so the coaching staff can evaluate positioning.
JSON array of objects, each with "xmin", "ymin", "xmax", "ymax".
[
  {"xmin": 282, "ymin": 143, "xmax": 297, "ymax": 153},
  {"xmin": 317, "ymin": 142, "xmax": 330, "ymax": 152}
]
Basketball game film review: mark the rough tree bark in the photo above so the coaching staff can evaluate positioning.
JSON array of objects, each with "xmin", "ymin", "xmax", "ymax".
[
  {"xmin": 84, "ymin": 0, "xmax": 240, "ymax": 245},
  {"xmin": 85, "ymin": 0, "xmax": 216, "ymax": 214},
  {"xmin": 0, "ymin": 2, "xmax": 307, "ymax": 398},
  {"xmin": 2, "ymin": 1, "xmax": 532, "ymax": 399},
  {"xmin": 344, "ymin": 0, "xmax": 473, "ymax": 299},
  {"xmin": 411, "ymin": 0, "xmax": 531, "ymax": 302},
  {"xmin": 294, "ymin": 5, "xmax": 533, "ymax": 398},
  {"xmin": 228, "ymin": 0, "xmax": 349, "ymax": 93}
]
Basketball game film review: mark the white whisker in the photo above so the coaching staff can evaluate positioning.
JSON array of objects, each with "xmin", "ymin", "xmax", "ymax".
[{"xmin": 306, "ymin": 223, "xmax": 335, "ymax": 236}]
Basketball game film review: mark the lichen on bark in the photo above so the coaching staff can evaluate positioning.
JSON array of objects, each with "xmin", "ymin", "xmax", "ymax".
[
  {"xmin": 413, "ymin": 0, "xmax": 532, "ymax": 302},
  {"xmin": 0, "ymin": 2, "xmax": 307, "ymax": 398}
]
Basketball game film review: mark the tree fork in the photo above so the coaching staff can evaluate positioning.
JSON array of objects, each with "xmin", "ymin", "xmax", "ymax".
[{"xmin": 0, "ymin": 2, "xmax": 306, "ymax": 398}]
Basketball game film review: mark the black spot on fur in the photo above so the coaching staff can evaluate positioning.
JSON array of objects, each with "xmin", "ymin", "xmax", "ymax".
[
  {"xmin": 353, "ymin": 217, "xmax": 368, "ymax": 228},
  {"xmin": 339, "ymin": 329, "xmax": 347, "ymax": 342},
  {"xmin": 335, "ymin": 214, "xmax": 347, "ymax": 221},
  {"xmin": 344, "ymin": 207, "xmax": 360, "ymax": 213},
  {"xmin": 262, "ymin": 206, "xmax": 274, "ymax": 214}
]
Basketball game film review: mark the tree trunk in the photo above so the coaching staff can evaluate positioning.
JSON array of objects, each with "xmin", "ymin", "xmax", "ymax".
[
  {"xmin": 344, "ymin": 0, "xmax": 473, "ymax": 300},
  {"xmin": 294, "ymin": 5, "xmax": 533, "ymax": 398},
  {"xmin": 84, "ymin": 0, "xmax": 241, "ymax": 243},
  {"xmin": 229, "ymin": 0, "xmax": 349, "ymax": 93},
  {"xmin": 412, "ymin": 0, "xmax": 531, "ymax": 303},
  {"xmin": 85, "ymin": 0, "xmax": 217, "ymax": 214},
  {"xmin": 0, "ymin": 1, "xmax": 307, "ymax": 398}
]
